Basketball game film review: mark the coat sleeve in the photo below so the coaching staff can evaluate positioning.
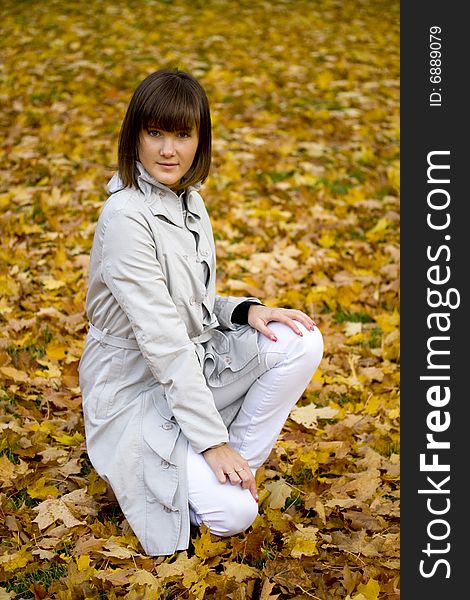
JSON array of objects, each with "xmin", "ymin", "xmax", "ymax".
[
  {"xmin": 101, "ymin": 207, "xmax": 229, "ymax": 453},
  {"xmin": 214, "ymin": 295, "xmax": 262, "ymax": 330}
]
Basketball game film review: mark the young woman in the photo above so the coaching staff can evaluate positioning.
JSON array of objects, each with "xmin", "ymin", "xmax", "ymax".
[{"xmin": 78, "ymin": 68, "xmax": 323, "ymax": 556}]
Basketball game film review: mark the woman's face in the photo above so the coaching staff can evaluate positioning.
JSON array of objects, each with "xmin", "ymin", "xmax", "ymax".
[{"xmin": 138, "ymin": 126, "xmax": 199, "ymax": 190}]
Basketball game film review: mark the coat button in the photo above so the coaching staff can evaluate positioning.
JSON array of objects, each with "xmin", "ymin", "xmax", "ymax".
[
  {"xmin": 200, "ymin": 249, "xmax": 209, "ymax": 257},
  {"xmin": 159, "ymin": 191, "xmax": 164, "ymax": 198},
  {"xmin": 189, "ymin": 296, "xmax": 196, "ymax": 305},
  {"xmin": 161, "ymin": 460, "xmax": 170, "ymax": 469},
  {"xmin": 224, "ymin": 356, "xmax": 232, "ymax": 365},
  {"xmin": 162, "ymin": 422, "xmax": 173, "ymax": 430},
  {"xmin": 163, "ymin": 505, "xmax": 172, "ymax": 513}
]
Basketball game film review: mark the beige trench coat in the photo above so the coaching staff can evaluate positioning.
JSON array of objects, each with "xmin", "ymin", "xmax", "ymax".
[{"xmin": 78, "ymin": 163, "xmax": 262, "ymax": 555}]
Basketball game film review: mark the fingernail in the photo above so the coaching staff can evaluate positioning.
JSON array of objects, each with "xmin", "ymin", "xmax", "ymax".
[
  {"xmin": 298, "ymin": 330, "xmax": 303, "ymax": 336},
  {"xmin": 272, "ymin": 336, "xmax": 277, "ymax": 342}
]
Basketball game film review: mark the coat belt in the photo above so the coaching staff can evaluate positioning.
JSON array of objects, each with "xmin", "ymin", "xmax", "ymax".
[{"xmin": 88, "ymin": 322, "xmax": 213, "ymax": 349}]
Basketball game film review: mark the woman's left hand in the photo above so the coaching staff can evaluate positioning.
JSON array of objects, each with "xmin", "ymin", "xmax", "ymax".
[{"xmin": 247, "ymin": 305, "xmax": 317, "ymax": 342}]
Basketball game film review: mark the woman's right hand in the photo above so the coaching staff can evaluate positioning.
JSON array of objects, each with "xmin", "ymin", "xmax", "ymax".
[{"xmin": 202, "ymin": 443, "xmax": 258, "ymax": 502}]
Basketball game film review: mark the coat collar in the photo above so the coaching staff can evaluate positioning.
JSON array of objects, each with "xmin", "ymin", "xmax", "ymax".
[{"xmin": 107, "ymin": 162, "xmax": 202, "ymax": 228}]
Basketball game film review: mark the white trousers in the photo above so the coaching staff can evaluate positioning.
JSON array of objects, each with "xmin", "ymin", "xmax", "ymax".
[{"xmin": 187, "ymin": 321, "xmax": 323, "ymax": 536}]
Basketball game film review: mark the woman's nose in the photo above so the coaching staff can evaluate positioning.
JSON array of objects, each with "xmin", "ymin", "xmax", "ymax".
[{"xmin": 160, "ymin": 136, "xmax": 176, "ymax": 156}]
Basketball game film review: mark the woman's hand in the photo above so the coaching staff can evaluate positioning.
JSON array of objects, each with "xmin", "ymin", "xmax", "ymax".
[
  {"xmin": 202, "ymin": 444, "xmax": 258, "ymax": 502},
  {"xmin": 247, "ymin": 305, "xmax": 316, "ymax": 341}
]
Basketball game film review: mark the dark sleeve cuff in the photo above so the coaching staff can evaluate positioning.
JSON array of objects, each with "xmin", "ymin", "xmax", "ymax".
[{"xmin": 231, "ymin": 301, "xmax": 262, "ymax": 325}]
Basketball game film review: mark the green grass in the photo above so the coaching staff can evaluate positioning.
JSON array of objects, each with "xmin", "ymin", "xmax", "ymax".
[
  {"xmin": 9, "ymin": 489, "xmax": 42, "ymax": 510},
  {"xmin": 368, "ymin": 326, "xmax": 383, "ymax": 348},
  {"xmin": 2, "ymin": 563, "xmax": 68, "ymax": 598},
  {"xmin": 332, "ymin": 310, "xmax": 374, "ymax": 324},
  {"xmin": 0, "ymin": 447, "xmax": 20, "ymax": 464}
]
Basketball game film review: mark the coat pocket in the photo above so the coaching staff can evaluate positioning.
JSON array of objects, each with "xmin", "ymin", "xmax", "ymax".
[
  {"xmin": 203, "ymin": 325, "xmax": 260, "ymax": 385},
  {"xmin": 94, "ymin": 352, "xmax": 124, "ymax": 419}
]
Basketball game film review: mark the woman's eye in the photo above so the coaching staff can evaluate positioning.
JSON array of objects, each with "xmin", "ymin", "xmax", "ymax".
[
  {"xmin": 177, "ymin": 131, "xmax": 190, "ymax": 138},
  {"xmin": 148, "ymin": 130, "xmax": 161, "ymax": 137}
]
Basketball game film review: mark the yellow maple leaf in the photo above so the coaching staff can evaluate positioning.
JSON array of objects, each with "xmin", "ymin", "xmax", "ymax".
[
  {"xmin": 156, "ymin": 551, "xmax": 200, "ymax": 579},
  {"xmin": 76, "ymin": 554, "xmax": 91, "ymax": 572},
  {"xmin": 365, "ymin": 218, "xmax": 391, "ymax": 241},
  {"xmin": 129, "ymin": 569, "xmax": 162, "ymax": 592},
  {"xmin": 363, "ymin": 395, "xmax": 382, "ymax": 416},
  {"xmin": 354, "ymin": 578, "xmax": 380, "ymax": 600},
  {"xmin": 264, "ymin": 507, "xmax": 291, "ymax": 533},
  {"xmin": 27, "ymin": 476, "xmax": 60, "ymax": 500},
  {"xmin": 183, "ymin": 562, "xmax": 210, "ymax": 589},
  {"xmin": 0, "ymin": 545, "xmax": 33, "ymax": 572},
  {"xmin": 100, "ymin": 538, "xmax": 139, "ymax": 559},
  {"xmin": 35, "ymin": 359, "xmax": 62, "ymax": 378},
  {"xmin": 290, "ymin": 537, "xmax": 318, "ymax": 558},
  {"xmin": 337, "ymin": 282, "xmax": 362, "ymax": 309},
  {"xmin": 375, "ymin": 311, "xmax": 400, "ymax": 333},
  {"xmin": 87, "ymin": 470, "xmax": 108, "ymax": 496},
  {"xmin": 192, "ymin": 525, "xmax": 227, "ymax": 558},
  {"xmin": 386, "ymin": 162, "xmax": 400, "ymax": 192},
  {"xmin": 223, "ymin": 561, "xmax": 260, "ymax": 582},
  {"xmin": 29, "ymin": 420, "xmax": 55, "ymax": 433},
  {"xmin": 317, "ymin": 231, "xmax": 336, "ymax": 248},
  {"xmin": 20, "ymin": 223, "xmax": 43, "ymax": 235},
  {"xmin": 42, "ymin": 278, "xmax": 66, "ymax": 291},
  {"xmin": 51, "ymin": 431, "xmax": 85, "ymax": 446},
  {"xmin": 188, "ymin": 579, "xmax": 209, "ymax": 600},
  {"xmin": 306, "ymin": 285, "xmax": 338, "ymax": 311},
  {"xmin": 285, "ymin": 525, "xmax": 319, "ymax": 558},
  {"xmin": 312, "ymin": 367, "xmax": 323, "ymax": 382},
  {"xmin": 316, "ymin": 70, "xmax": 334, "ymax": 90},
  {"xmin": 46, "ymin": 342, "xmax": 67, "ymax": 360},
  {"xmin": 344, "ymin": 186, "xmax": 365, "ymax": 205}
]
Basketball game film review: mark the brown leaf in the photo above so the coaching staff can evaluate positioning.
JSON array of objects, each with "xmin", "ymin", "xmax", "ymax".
[
  {"xmin": 32, "ymin": 498, "xmax": 85, "ymax": 530},
  {"xmin": 0, "ymin": 455, "xmax": 30, "ymax": 487},
  {"xmin": 0, "ymin": 366, "xmax": 29, "ymax": 382},
  {"xmin": 263, "ymin": 478, "xmax": 292, "ymax": 510},
  {"xmin": 223, "ymin": 561, "xmax": 260, "ymax": 582},
  {"xmin": 343, "ymin": 510, "xmax": 384, "ymax": 532},
  {"xmin": 94, "ymin": 568, "xmax": 135, "ymax": 585},
  {"xmin": 328, "ymin": 530, "xmax": 383, "ymax": 557},
  {"xmin": 58, "ymin": 457, "xmax": 82, "ymax": 477},
  {"xmin": 259, "ymin": 579, "xmax": 280, "ymax": 600},
  {"xmin": 99, "ymin": 537, "xmax": 142, "ymax": 560}
]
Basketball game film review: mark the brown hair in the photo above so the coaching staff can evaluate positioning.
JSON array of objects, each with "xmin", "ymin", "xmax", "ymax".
[{"xmin": 117, "ymin": 68, "xmax": 212, "ymax": 192}]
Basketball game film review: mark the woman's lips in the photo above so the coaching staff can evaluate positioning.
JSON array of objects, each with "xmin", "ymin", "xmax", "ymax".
[{"xmin": 158, "ymin": 163, "xmax": 178, "ymax": 168}]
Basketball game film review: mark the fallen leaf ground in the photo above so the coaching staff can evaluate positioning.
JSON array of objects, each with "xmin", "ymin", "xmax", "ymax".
[{"xmin": 0, "ymin": 0, "xmax": 400, "ymax": 598}]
